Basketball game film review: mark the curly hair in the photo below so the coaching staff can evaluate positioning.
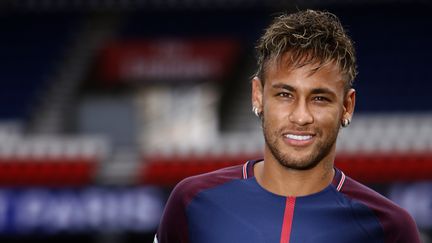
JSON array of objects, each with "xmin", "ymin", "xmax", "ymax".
[{"xmin": 255, "ymin": 10, "xmax": 357, "ymax": 90}]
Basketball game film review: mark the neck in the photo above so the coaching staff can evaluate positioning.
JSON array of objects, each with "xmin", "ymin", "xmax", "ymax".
[{"xmin": 254, "ymin": 151, "xmax": 335, "ymax": 197}]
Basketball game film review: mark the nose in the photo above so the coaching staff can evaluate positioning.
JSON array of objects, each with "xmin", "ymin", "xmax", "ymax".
[{"xmin": 288, "ymin": 100, "xmax": 314, "ymax": 126}]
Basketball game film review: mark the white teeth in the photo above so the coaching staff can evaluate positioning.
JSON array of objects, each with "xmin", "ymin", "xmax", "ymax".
[{"xmin": 285, "ymin": 134, "xmax": 313, "ymax": 141}]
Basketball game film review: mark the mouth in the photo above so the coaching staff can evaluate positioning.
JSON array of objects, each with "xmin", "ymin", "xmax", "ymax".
[
  {"xmin": 284, "ymin": 134, "xmax": 314, "ymax": 141},
  {"xmin": 282, "ymin": 132, "xmax": 316, "ymax": 146}
]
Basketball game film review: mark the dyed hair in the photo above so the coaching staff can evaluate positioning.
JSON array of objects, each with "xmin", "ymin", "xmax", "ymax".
[{"xmin": 255, "ymin": 10, "xmax": 357, "ymax": 90}]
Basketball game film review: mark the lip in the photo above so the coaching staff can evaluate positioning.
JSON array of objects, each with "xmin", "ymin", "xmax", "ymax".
[
  {"xmin": 282, "ymin": 131, "xmax": 315, "ymax": 136},
  {"xmin": 282, "ymin": 132, "xmax": 316, "ymax": 147}
]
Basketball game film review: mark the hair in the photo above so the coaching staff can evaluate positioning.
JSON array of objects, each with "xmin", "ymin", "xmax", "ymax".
[{"xmin": 255, "ymin": 9, "xmax": 357, "ymax": 90}]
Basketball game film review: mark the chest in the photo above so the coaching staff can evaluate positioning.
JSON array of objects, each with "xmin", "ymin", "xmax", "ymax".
[{"xmin": 185, "ymin": 183, "xmax": 383, "ymax": 243}]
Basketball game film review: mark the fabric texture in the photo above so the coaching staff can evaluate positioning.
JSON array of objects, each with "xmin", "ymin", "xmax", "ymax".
[{"xmin": 156, "ymin": 159, "xmax": 420, "ymax": 243}]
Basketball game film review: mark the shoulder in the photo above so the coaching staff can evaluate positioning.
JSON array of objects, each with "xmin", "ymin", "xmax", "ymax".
[
  {"xmin": 156, "ymin": 163, "xmax": 244, "ymax": 243},
  {"xmin": 171, "ymin": 163, "xmax": 244, "ymax": 205},
  {"xmin": 340, "ymin": 176, "xmax": 408, "ymax": 218},
  {"xmin": 340, "ymin": 175, "xmax": 420, "ymax": 243}
]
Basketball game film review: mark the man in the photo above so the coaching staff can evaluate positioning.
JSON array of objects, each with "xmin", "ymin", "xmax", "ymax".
[{"xmin": 155, "ymin": 10, "xmax": 421, "ymax": 243}]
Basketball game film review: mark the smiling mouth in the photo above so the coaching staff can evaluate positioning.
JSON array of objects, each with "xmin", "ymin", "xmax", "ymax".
[
  {"xmin": 283, "ymin": 134, "xmax": 314, "ymax": 141},
  {"xmin": 282, "ymin": 132, "xmax": 316, "ymax": 147}
]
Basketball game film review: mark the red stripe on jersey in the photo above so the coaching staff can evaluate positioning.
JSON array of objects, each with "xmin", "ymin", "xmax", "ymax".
[
  {"xmin": 242, "ymin": 162, "xmax": 248, "ymax": 179},
  {"xmin": 336, "ymin": 171, "xmax": 346, "ymax": 191},
  {"xmin": 280, "ymin": 197, "xmax": 296, "ymax": 243}
]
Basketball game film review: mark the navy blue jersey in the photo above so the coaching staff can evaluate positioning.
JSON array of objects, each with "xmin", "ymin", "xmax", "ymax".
[{"xmin": 155, "ymin": 160, "xmax": 420, "ymax": 243}]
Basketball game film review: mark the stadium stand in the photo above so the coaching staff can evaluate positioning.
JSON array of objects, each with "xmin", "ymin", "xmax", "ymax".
[
  {"xmin": 0, "ymin": 13, "xmax": 79, "ymax": 120},
  {"xmin": 0, "ymin": 2, "xmax": 431, "ymax": 242}
]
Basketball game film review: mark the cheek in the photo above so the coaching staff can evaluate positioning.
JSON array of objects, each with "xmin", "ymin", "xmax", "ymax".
[
  {"xmin": 311, "ymin": 107, "xmax": 342, "ymax": 127},
  {"xmin": 263, "ymin": 101, "xmax": 288, "ymax": 123}
]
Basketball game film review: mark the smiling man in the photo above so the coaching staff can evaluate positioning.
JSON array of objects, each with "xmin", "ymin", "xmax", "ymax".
[{"xmin": 155, "ymin": 10, "xmax": 421, "ymax": 243}]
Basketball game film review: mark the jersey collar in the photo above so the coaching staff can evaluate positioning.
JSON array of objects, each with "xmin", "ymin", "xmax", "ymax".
[{"xmin": 243, "ymin": 159, "xmax": 346, "ymax": 192}]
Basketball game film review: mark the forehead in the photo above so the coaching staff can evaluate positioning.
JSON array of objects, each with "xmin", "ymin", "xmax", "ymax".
[{"xmin": 264, "ymin": 53, "xmax": 345, "ymax": 91}]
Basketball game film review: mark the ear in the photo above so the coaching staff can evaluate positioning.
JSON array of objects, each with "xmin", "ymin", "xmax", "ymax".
[
  {"xmin": 343, "ymin": 88, "xmax": 356, "ymax": 121},
  {"xmin": 252, "ymin": 77, "xmax": 264, "ymax": 112}
]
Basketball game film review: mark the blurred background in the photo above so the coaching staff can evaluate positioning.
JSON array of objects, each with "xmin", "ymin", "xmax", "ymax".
[{"xmin": 0, "ymin": 0, "xmax": 431, "ymax": 242}]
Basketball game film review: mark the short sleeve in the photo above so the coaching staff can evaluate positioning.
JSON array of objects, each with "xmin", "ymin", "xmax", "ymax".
[{"xmin": 156, "ymin": 180, "xmax": 191, "ymax": 243}]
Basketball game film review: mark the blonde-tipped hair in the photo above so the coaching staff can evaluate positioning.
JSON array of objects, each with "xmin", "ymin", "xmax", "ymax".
[{"xmin": 255, "ymin": 10, "xmax": 357, "ymax": 90}]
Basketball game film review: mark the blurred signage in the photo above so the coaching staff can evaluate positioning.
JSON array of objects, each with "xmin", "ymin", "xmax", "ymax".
[
  {"xmin": 0, "ymin": 187, "xmax": 164, "ymax": 234},
  {"xmin": 99, "ymin": 39, "xmax": 240, "ymax": 83}
]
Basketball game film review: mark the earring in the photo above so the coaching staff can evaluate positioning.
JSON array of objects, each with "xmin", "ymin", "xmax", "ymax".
[
  {"xmin": 341, "ymin": 118, "xmax": 351, "ymax": 128},
  {"xmin": 252, "ymin": 107, "xmax": 260, "ymax": 117}
]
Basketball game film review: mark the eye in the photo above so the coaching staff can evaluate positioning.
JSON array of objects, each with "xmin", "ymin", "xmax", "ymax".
[
  {"xmin": 276, "ymin": 92, "xmax": 293, "ymax": 98},
  {"xmin": 313, "ymin": 96, "xmax": 331, "ymax": 102}
]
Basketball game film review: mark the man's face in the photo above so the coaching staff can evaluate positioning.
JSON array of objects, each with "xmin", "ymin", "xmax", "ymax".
[{"xmin": 252, "ymin": 55, "xmax": 355, "ymax": 170}]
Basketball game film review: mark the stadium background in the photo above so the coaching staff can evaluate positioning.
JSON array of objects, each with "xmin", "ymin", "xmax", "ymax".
[{"xmin": 1, "ymin": 0, "xmax": 431, "ymax": 242}]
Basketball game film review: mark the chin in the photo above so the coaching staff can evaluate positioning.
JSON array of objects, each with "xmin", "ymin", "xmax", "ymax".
[{"xmin": 272, "ymin": 143, "xmax": 328, "ymax": 171}]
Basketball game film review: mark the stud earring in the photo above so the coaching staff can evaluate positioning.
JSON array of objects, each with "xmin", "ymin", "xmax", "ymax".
[
  {"xmin": 252, "ymin": 107, "xmax": 260, "ymax": 117},
  {"xmin": 341, "ymin": 118, "xmax": 351, "ymax": 128}
]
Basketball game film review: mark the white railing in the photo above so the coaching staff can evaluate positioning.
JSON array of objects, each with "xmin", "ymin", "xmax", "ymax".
[{"xmin": 0, "ymin": 132, "xmax": 110, "ymax": 161}]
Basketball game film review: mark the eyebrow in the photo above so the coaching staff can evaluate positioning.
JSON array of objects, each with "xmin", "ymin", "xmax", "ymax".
[
  {"xmin": 271, "ymin": 83, "xmax": 296, "ymax": 91},
  {"xmin": 310, "ymin": 88, "xmax": 335, "ymax": 96},
  {"xmin": 271, "ymin": 83, "xmax": 336, "ymax": 96}
]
